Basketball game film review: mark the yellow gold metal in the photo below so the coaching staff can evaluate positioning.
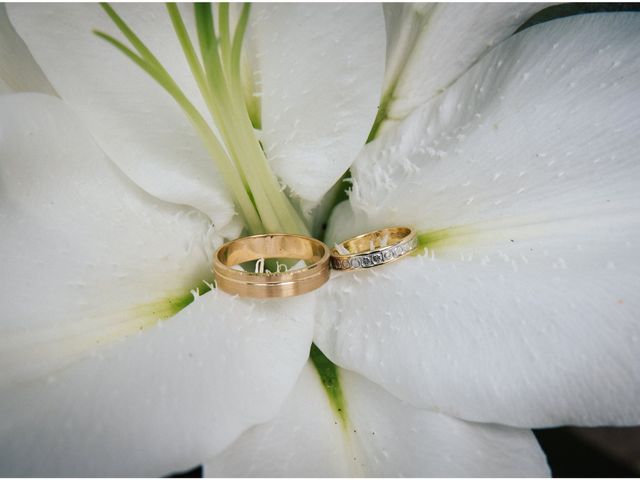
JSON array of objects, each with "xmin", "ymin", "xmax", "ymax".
[
  {"xmin": 213, "ymin": 233, "xmax": 330, "ymax": 298},
  {"xmin": 331, "ymin": 227, "xmax": 418, "ymax": 271}
]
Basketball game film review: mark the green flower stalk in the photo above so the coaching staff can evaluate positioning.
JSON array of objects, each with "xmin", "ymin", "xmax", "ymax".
[{"xmin": 95, "ymin": 2, "xmax": 309, "ymax": 236}]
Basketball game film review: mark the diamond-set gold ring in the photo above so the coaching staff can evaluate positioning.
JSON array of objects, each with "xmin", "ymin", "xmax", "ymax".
[{"xmin": 330, "ymin": 227, "xmax": 417, "ymax": 271}]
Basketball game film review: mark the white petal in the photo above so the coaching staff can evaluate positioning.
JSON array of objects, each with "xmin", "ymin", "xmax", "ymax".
[
  {"xmin": 0, "ymin": 92, "xmax": 226, "ymax": 383},
  {"xmin": 320, "ymin": 13, "xmax": 640, "ymax": 428},
  {"xmin": 252, "ymin": 4, "xmax": 386, "ymax": 203},
  {"xmin": 7, "ymin": 4, "xmax": 237, "ymax": 225},
  {"xmin": 0, "ymin": 290, "xmax": 316, "ymax": 476},
  {"xmin": 380, "ymin": 3, "xmax": 543, "ymax": 133},
  {"xmin": 206, "ymin": 362, "xmax": 549, "ymax": 477},
  {"xmin": 0, "ymin": 5, "xmax": 56, "ymax": 95},
  {"xmin": 0, "ymin": 94, "xmax": 315, "ymax": 474}
]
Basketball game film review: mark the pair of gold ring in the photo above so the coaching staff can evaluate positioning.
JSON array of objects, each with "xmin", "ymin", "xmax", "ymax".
[{"xmin": 212, "ymin": 226, "xmax": 417, "ymax": 298}]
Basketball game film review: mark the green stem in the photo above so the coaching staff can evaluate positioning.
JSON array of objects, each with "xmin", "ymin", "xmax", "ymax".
[
  {"xmin": 195, "ymin": 3, "xmax": 309, "ymax": 235},
  {"xmin": 225, "ymin": 5, "xmax": 309, "ymax": 234},
  {"xmin": 99, "ymin": 3, "xmax": 164, "ymax": 71},
  {"xmin": 218, "ymin": 3, "xmax": 232, "ymax": 75},
  {"xmin": 194, "ymin": 3, "xmax": 287, "ymax": 232},
  {"xmin": 93, "ymin": 29, "xmax": 263, "ymax": 234},
  {"xmin": 98, "ymin": 3, "xmax": 309, "ymax": 236},
  {"xmin": 166, "ymin": 3, "xmax": 251, "ymax": 198}
]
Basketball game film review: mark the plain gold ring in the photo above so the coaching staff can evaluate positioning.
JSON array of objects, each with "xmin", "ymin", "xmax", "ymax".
[{"xmin": 213, "ymin": 233, "xmax": 330, "ymax": 298}]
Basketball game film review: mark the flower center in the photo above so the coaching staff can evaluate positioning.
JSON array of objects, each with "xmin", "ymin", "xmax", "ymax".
[
  {"xmin": 95, "ymin": 3, "xmax": 309, "ymax": 236},
  {"xmin": 96, "ymin": 4, "xmax": 352, "ymax": 425}
]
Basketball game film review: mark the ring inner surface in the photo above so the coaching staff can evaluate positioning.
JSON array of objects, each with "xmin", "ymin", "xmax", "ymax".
[
  {"xmin": 220, "ymin": 235, "xmax": 324, "ymax": 267},
  {"xmin": 342, "ymin": 227, "xmax": 410, "ymax": 254}
]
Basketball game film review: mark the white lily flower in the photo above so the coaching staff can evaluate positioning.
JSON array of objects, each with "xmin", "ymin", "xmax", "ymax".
[{"xmin": 1, "ymin": 2, "xmax": 639, "ymax": 477}]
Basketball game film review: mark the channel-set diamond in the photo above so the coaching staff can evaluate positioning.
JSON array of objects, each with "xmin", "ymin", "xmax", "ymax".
[{"xmin": 331, "ymin": 231, "xmax": 418, "ymax": 270}]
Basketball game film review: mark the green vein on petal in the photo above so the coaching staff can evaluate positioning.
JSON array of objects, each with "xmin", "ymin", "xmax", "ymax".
[
  {"xmin": 417, "ymin": 227, "xmax": 459, "ymax": 251},
  {"xmin": 158, "ymin": 283, "xmax": 209, "ymax": 318},
  {"xmin": 417, "ymin": 217, "xmax": 555, "ymax": 253},
  {"xmin": 416, "ymin": 225, "xmax": 492, "ymax": 255},
  {"xmin": 310, "ymin": 344, "xmax": 349, "ymax": 430},
  {"xmin": 0, "ymin": 285, "xmax": 211, "ymax": 388},
  {"xmin": 98, "ymin": 283, "xmax": 210, "ymax": 337},
  {"xmin": 366, "ymin": 87, "xmax": 392, "ymax": 143},
  {"xmin": 91, "ymin": 281, "xmax": 212, "ymax": 344}
]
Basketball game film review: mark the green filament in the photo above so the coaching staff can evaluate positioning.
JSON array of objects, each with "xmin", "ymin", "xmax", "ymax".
[{"xmin": 96, "ymin": 3, "xmax": 309, "ymax": 236}]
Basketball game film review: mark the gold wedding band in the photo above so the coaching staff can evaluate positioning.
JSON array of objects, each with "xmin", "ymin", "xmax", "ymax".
[
  {"xmin": 213, "ymin": 233, "xmax": 330, "ymax": 298},
  {"xmin": 330, "ymin": 227, "xmax": 418, "ymax": 271}
]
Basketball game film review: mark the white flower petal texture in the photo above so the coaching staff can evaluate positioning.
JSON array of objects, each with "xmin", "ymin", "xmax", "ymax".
[
  {"xmin": 322, "ymin": 13, "xmax": 640, "ymax": 428},
  {"xmin": 252, "ymin": 3, "xmax": 386, "ymax": 204},
  {"xmin": 0, "ymin": 93, "xmax": 316, "ymax": 476},
  {"xmin": 379, "ymin": 3, "xmax": 544, "ymax": 132},
  {"xmin": 206, "ymin": 362, "xmax": 549, "ymax": 477},
  {"xmin": 1, "ymin": 290, "xmax": 316, "ymax": 477},
  {"xmin": 0, "ymin": 92, "xmax": 215, "ymax": 379},
  {"xmin": 7, "ymin": 3, "xmax": 237, "ymax": 226},
  {"xmin": 0, "ymin": 4, "xmax": 56, "ymax": 95}
]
